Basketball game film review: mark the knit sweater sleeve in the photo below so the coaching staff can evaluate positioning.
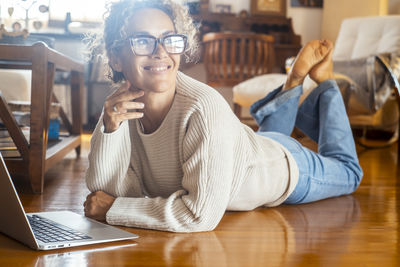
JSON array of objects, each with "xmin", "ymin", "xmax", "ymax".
[
  {"xmin": 85, "ymin": 116, "xmax": 144, "ymax": 197},
  {"xmin": 106, "ymin": 109, "xmax": 235, "ymax": 232}
]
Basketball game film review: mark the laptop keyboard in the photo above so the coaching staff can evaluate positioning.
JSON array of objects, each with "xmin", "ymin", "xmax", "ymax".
[{"xmin": 27, "ymin": 214, "xmax": 92, "ymax": 243}]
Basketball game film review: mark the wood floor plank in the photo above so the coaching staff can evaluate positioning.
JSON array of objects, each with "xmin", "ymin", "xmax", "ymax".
[{"xmin": 0, "ymin": 134, "xmax": 399, "ymax": 266}]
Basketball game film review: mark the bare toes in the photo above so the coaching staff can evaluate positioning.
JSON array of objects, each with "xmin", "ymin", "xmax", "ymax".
[{"xmin": 284, "ymin": 40, "xmax": 333, "ymax": 90}]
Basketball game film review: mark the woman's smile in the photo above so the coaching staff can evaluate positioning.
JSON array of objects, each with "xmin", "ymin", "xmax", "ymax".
[{"xmin": 142, "ymin": 62, "xmax": 172, "ymax": 73}]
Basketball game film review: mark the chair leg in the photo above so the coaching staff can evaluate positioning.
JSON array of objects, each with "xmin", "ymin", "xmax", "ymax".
[
  {"xmin": 397, "ymin": 117, "xmax": 400, "ymax": 166},
  {"xmin": 234, "ymin": 103, "xmax": 242, "ymax": 120},
  {"xmin": 394, "ymin": 87, "xmax": 400, "ymax": 165},
  {"xmin": 398, "ymin": 102, "xmax": 400, "ymax": 165}
]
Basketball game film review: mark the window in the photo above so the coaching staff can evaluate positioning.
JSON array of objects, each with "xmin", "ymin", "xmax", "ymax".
[
  {"xmin": 48, "ymin": 0, "xmax": 116, "ymax": 22},
  {"xmin": 0, "ymin": 0, "xmax": 116, "ymax": 27}
]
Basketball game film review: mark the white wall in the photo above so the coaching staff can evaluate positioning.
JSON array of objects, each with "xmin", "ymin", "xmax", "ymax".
[
  {"xmin": 286, "ymin": 0, "xmax": 323, "ymax": 44},
  {"xmin": 321, "ymin": 0, "xmax": 389, "ymax": 43}
]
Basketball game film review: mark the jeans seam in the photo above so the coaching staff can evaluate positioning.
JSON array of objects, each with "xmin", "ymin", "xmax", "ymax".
[{"xmin": 309, "ymin": 176, "xmax": 351, "ymax": 187}]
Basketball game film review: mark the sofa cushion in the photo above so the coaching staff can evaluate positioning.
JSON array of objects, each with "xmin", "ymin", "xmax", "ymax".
[
  {"xmin": 333, "ymin": 16, "xmax": 400, "ymax": 61},
  {"xmin": 0, "ymin": 70, "xmax": 31, "ymax": 102},
  {"xmin": 233, "ymin": 74, "xmax": 317, "ymax": 107},
  {"xmin": 233, "ymin": 74, "xmax": 287, "ymax": 107}
]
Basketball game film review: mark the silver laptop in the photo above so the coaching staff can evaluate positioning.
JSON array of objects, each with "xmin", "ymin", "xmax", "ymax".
[{"xmin": 0, "ymin": 153, "xmax": 138, "ymax": 250}]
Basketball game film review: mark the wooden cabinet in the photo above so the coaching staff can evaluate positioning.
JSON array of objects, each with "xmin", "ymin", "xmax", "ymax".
[{"xmin": 0, "ymin": 43, "xmax": 83, "ymax": 193}]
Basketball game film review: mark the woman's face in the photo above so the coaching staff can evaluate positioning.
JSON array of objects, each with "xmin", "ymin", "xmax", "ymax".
[{"xmin": 115, "ymin": 8, "xmax": 180, "ymax": 93}]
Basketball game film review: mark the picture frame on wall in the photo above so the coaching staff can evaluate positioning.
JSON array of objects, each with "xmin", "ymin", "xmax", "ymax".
[
  {"xmin": 215, "ymin": 4, "xmax": 232, "ymax": 14},
  {"xmin": 251, "ymin": 0, "xmax": 286, "ymax": 16},
  {"xmin": 291, "ymin": 0, "xmax": 323, "ymax": 8}
]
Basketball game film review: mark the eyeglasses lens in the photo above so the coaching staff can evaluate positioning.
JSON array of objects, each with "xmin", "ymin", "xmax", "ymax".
[
  {"xmin": 130, "ymin": 37, "xmax": 156, "ymax": 56},
  {"xmin": 130, "ymin": 35, "xmax": 186, "ymax": 56},
  {"xmin": 164, "ymin": 36, "xmax": 185, "ymax": 54}
]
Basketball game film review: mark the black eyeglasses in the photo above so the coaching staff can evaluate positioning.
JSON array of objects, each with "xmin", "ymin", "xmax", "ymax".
[{"xmin": 128, "ymin": 34, "xmax": 188, "ymax": 56}]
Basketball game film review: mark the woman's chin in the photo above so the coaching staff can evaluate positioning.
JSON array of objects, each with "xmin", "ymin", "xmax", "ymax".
[
  {"xmin": 134, "ymin": 71, "xmax": 178, "ymax": 93},
  {"xmin": 144, "ymin": 83, "xmax": 175, "ymax": 93}
]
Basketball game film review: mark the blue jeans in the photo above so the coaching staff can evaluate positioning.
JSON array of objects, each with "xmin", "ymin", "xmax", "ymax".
[{"xmin": 250, "ymin": 80, "xmax": 363, "ymax": 204}]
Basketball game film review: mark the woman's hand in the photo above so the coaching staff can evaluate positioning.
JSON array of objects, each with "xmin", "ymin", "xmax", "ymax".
[
  {"xmin": 84, "ymin": 191, "xmax": 116, "ymax": 222},
  {"xmin": 103, "ymin": 80, "xmax": 145, "ymax": 133}
]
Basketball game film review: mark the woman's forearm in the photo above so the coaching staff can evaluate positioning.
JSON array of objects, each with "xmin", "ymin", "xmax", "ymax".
[{"xmin": 85, "ymin": 118, "xmax": 132, "ymax": 195}]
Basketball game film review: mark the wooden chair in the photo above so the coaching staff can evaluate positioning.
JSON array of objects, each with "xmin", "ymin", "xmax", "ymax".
[{"xmin": 202, "ymin": 32, "xmax": 275, "ymax": 119}]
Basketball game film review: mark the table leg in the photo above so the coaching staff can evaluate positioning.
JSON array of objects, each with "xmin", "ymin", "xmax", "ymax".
[{"xmin": 71, "ymin": 71, "xmax": 83, "ymax": 158}]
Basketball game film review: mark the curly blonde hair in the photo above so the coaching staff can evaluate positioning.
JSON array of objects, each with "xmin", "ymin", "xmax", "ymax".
[{"xmin": 87, "ymin": 0, "xmax": 199, "ymax": 83}]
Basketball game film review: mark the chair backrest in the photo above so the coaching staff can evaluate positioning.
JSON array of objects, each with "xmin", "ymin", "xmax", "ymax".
[
  {"xmin": 202, "ymin": 32, "xmax": 275, "ymax": 87},
  {"xmin": 333, "ymin": 16, "xmax": 400, "ymax": 61}
]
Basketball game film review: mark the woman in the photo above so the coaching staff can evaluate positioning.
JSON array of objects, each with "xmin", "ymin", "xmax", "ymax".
[{"xmin": 84, "ymin": 0, "xmax": 362, "ymax": 232}]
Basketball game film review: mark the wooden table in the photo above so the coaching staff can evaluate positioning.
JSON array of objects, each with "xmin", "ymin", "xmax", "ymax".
[{"xmin": 0, "ymin": 43, "xmax": 83, "ymax": 193}]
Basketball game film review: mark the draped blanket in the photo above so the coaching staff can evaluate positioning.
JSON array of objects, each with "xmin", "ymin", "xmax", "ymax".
[{"xmin": 334, "ymin": 53, "xmax": 400, "ymax": 115}]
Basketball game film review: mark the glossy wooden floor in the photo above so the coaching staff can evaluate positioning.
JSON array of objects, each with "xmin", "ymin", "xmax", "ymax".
[{"xmin": 0, "ymin": 134, "xmax": 399, "ymax": 266}]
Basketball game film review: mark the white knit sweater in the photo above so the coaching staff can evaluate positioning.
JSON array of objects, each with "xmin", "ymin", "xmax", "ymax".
[{"xmin": 86, "ymin": 72, "xmax": 299, "ymax": 232}]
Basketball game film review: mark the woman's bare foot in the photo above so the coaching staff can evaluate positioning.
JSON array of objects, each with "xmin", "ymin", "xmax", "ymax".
[
  {"xmin": 283, "ymin": 40, "xmax": 333, "ymax": 90},
  {"xmin": 309, "ymin": 40, "xmax": 334, "ymax": 83}
]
